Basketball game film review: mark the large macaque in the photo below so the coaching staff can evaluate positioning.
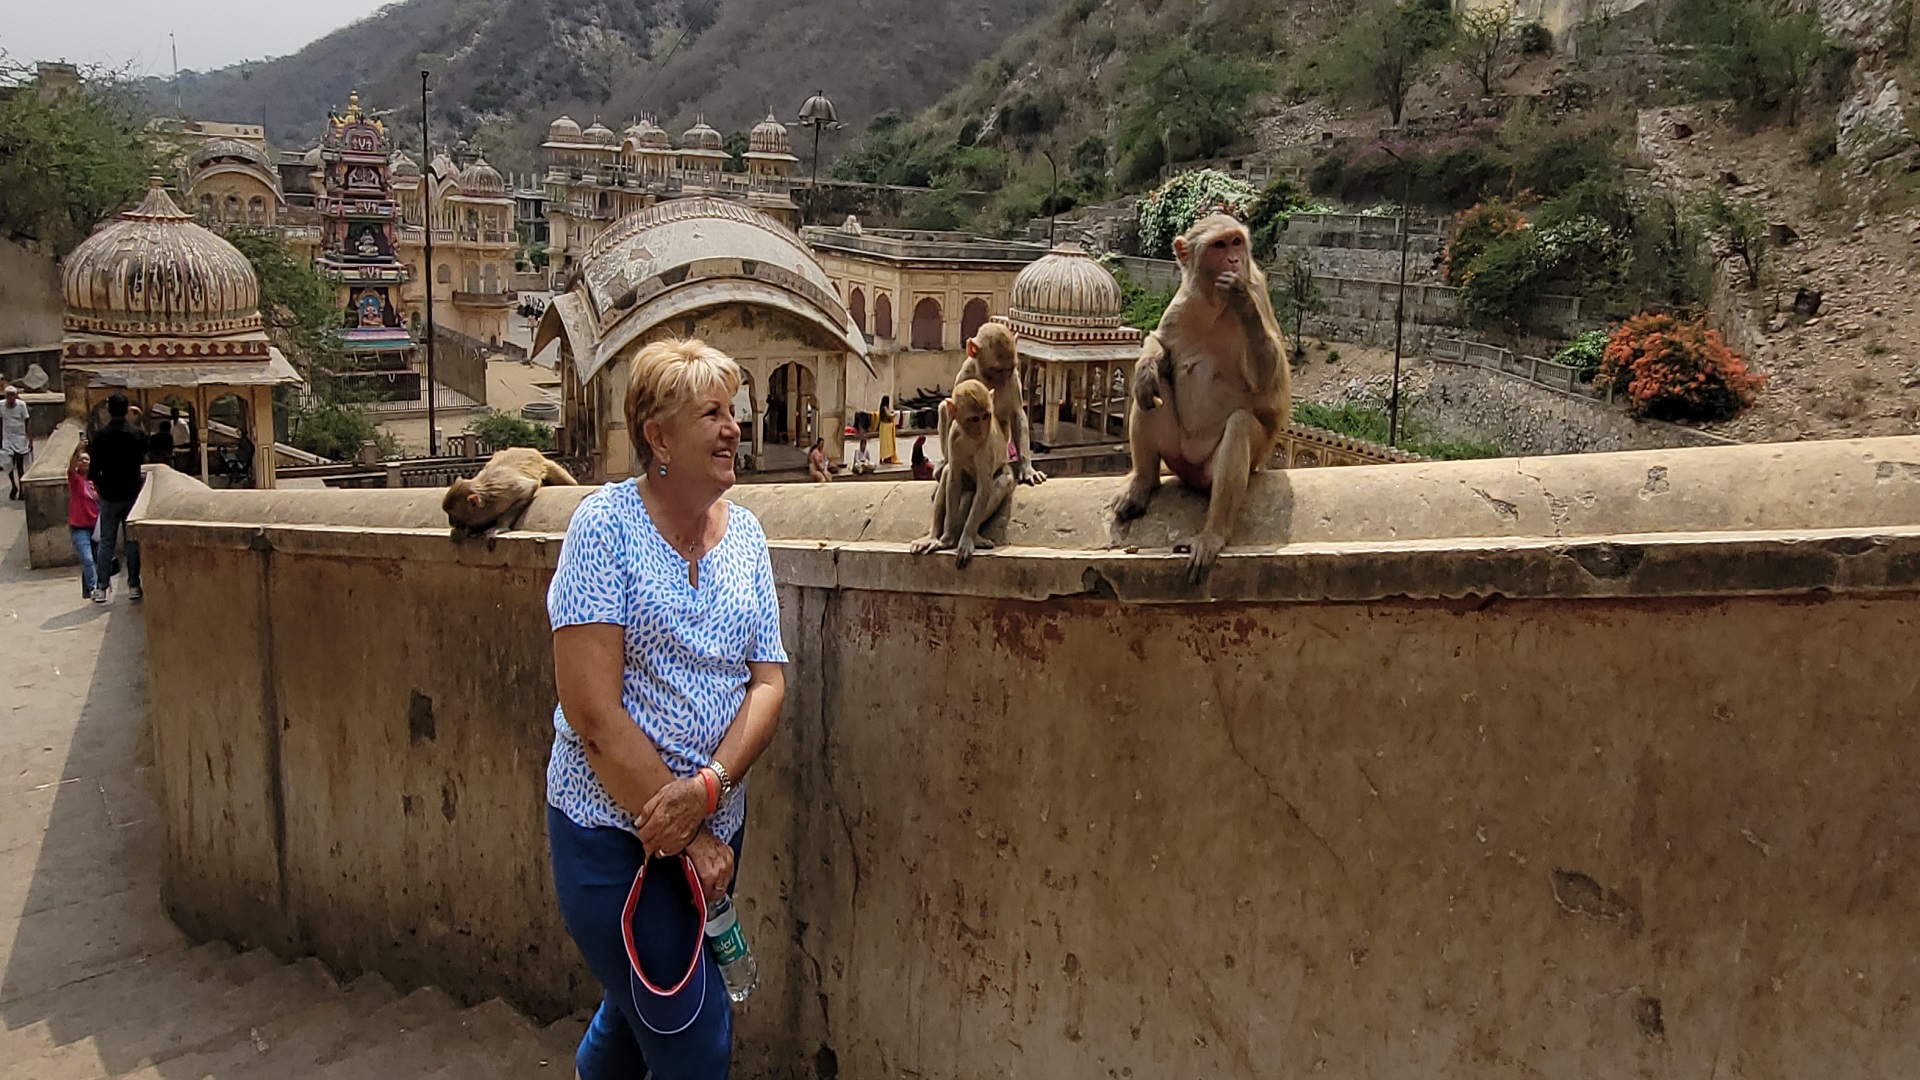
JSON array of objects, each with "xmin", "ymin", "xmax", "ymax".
[
  {"xmin": 912, "ymin": 379, "xmax": 1014, "ymax": 568},
  {"xmin": 944, "ymin": 322, "xmax": 1044, "ymax": 485},
  {"xmin": 444, "ymin": 447, "xmax": 579, "ymax": 538},
  {"xmin": 1114, "ymin": 213, "xmax": 1290, "ymax": 582}
]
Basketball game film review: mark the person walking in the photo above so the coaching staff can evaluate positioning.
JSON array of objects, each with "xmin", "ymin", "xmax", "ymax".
[
  {"xmin": 68, "ymin": 445, "xmax": 102, "ymax": 602},
  {"xmin": 88, "ymin": 394, "xmax": 149, "ymax": 602},
  {"xmin": 2, "ymin": 384, "xmax": 31, "ymax": 499},
  {"xmin": 547, "ymin": 338, "xmax": 787, "ymax": 1080}
]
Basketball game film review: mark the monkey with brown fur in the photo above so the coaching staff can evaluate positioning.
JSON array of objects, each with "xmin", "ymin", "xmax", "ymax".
[
  {"xmin": 941, "ymin": 322, "xmax": 1045, "ymax": 486},
  {"xmin": 1113, "ymin": 213, "xmax": 1290, "ymax": 583},
  {"xmin": 912, "ymin": 379, "xmax": 1014, "ymax": 568},
  {"xmin": 444, "ymin": 447, "xmax": 579, "ymax": 538}
]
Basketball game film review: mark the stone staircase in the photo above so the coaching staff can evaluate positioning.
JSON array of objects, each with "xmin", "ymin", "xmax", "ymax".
[{"xmin": 0, "ymin": 938, "xmax": 585, "ymax": 1079}]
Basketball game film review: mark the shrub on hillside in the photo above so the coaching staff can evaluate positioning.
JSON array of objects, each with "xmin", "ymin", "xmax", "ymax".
[
  {"xmin": 1460, "ymin": 215, "xmax": 1626, "ymax": 331},
  {"xmin": 1246, "ymin": 177, "xmax": 1315, "ymax": 260},
  {"xmin": 1551, "ymin": 327, "xmax": 1611, "ymax": 382},
  {"xmin": 1308, "ymin": 133, "xmax": 1503, "ymax": 209},
  {"xmin": 1517, "ymin": 21, "xmax": 1552, "ymax": 54},
  {"xmin": 1136, "ymin": 169, "xmax": 1258, "ymax": 261},
  {"xmin": 1595, "ymin": 313, "xmax": 1764, "ymax": 421},
  {"xmin": 1443, "ymin": 198, "xmax": 1527, "ymax": 285},
  {"xmin": 289, "ymin": 402, "xmax": 393, "ymax": 462}
]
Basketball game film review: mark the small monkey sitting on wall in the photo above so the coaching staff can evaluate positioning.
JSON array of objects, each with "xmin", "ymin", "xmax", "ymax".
[
  {"xmin": 1114, "ymin": 213, "xmax": 1290, "ymax": 582},
  {"xmin": 912, "ymin": 379, "xmax": 1014, "ymax": 568},
  {"xmin": 444, "ymin": 447, "xmax": 579, "ymax": 538},
  {"xmin": 942, "ymin": 323, "xmax": 1045, "ymax": 486}
]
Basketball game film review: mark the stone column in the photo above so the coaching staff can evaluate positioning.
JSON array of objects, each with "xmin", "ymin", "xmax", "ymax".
[
  {"xmin": 195, "ymin": 387, "xmax": 211, "ymax": 485},
  {"xmin": 1042, "ymin": 362, "xmax": 1061, "ymax": 447}
]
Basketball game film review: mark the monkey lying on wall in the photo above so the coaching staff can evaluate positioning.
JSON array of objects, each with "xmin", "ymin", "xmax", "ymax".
[
  {"xmin": 1114, "ymin": 212, "xmax": 1290, "ymax": 583},
  {"xmin": 911, "ymin": 379, "xmax": 1014, "ymax": 568},
  {"xmin": 444, "ymin": 447, "xmax": 579, "ymax": 538}
]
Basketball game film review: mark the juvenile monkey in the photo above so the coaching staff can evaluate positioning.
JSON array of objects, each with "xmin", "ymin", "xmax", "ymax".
[
  {"xmin": 942, "ymin": 322, "xmax": 1044, "ymax": 485},
  {"xmin": 1114, "ymin": 213, "xmax": 1290, "ymax": 582},
  {"xmin": 912, "ymin": 379, "xmax": 1014, "ymax": 568},
  {"xmin": 444, "ymin": 447, "xmax": 579, "ymax": 538}
]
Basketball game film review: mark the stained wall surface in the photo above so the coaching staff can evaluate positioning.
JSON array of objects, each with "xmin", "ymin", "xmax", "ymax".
[{"xmin": 132, "ymin": 437, "xmax": 1920, "ymax": 1079}]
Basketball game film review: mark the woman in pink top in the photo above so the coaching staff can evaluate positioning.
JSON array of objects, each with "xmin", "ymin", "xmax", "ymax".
[{"xmin": 67, "ymin": 446, "xmax": 102, "ymax": 603}]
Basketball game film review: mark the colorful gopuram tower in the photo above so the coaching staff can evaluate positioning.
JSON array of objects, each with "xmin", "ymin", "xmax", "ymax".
[{"xmin": 314, "ymin": 92, "xmax": 419, "ymax": 398}]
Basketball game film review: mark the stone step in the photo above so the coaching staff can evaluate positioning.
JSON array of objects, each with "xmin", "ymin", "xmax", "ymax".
[
  {"xmin": 303, "ymin": 984, "xmax": 469, "ymax": 1076},
  {"xmin": 306, "ymin": 990, "xmax": 536, "ymax": 1080},
  {"xmin": 0, "ymin": 954, "xmax": 339, "ymax": 1080},
  {"xmin": 114, "ymin": 971, "xmax": 402, "ymax": 1080},
  {"xmin": 416, "ymin": 998, "xmax": 574, "ymax": 1080},
  {"xmin": 0, "ymin": 941, "xmax": 243, "ymax": 1058}
]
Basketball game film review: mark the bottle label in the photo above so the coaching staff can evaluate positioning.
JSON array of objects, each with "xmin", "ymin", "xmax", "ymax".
[{"xmin": 709, "ymin": 921, "xmax": 748, "ymax": 967}]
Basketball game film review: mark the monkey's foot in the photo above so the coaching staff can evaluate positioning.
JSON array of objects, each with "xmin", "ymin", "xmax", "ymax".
[
  {"xmin": 955, "ymin": 539, "xmax": 977, "ymax": 568},
  {"xmin": 1017, "ymin": 464, "xmax": 1047, "ymax": 486},
  {"xmin": 909, "ymin": 534, "xmax": 949, "ymax": 555},
  {"xmin": 1185, "ymin": 533, "xmax": 1227, "ymax": 584},
  {"xmin": 971, "ymin": 536, "xmax": 995, "ymax": 550}
]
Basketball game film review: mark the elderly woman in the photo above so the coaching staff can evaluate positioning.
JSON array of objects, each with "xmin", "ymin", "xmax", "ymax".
[{"xmin": 547, "ymin": 338, "xmax": 787, "ymax": 1080}]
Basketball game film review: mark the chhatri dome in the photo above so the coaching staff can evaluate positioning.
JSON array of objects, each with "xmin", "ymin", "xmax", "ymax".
[
  {"xmin": 994, "ymin": 242, "xmax": 1141, "ymax": 365},
  {"xmin": 749, "ymin": 114, "xmax": 792, "ymax": 156},
  {"xmin": 581, "ymin": 119, "xmax": 617, "ymax": 146},
  {"xmin": 62, "ymin": 178, "xmax": 266, "ymax": 351},
  {"xmin": 548, "ymin": 115, "xmax": 583, "ymax": 143},
  {"xmin": 682, "ymin": 118, "xmax": 725, "ymax": 152},
  {"xmin": 389, "ymin": 150, "xmax": 420, "ymax": 179},
  {"xmin": 461, "ymin": 156, "xmax": 506, "ymax": 193}
]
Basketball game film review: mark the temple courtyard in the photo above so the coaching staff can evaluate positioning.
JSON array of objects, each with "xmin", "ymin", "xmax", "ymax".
[{"xmin": 0, "ymin": 503, "xmax": 583, "ymax": 1079}]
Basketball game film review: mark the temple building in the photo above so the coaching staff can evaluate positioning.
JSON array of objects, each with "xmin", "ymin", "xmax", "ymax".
[
  {"xmin": 311, "ymin": 93, "xmax": 419, "ymax": 399},
  {"xmin": 993, "ymin": 243, "xmax": 1144, "ymax": 449},
  {"xmin": 800, "ymin": 220, "xmax": 1049, "ymax": 422},
  {"xmin": 542, "ymin": 113, "xmax": 801, "ymax": 281},
  {"xmin": 391, "ymin": 152, "xmax": 519, "ymax": 347},
  {"xmin": 59, "ymin": 178, "xmax": 300, "ymax": 488},
  {"xmin": 535, "ymin": 198, "xmax": 869, "ymax": 479}
]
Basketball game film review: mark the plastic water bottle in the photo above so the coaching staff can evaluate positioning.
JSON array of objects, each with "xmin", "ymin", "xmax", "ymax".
[{"xmin": 704, "ymin": 896, "xmax": 758, "ymax": 1002}]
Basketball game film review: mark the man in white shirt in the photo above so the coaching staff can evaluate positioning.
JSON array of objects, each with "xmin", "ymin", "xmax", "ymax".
[{"xmin": 1, "ymin": 385, "xmax": 30, "ymax": 500}]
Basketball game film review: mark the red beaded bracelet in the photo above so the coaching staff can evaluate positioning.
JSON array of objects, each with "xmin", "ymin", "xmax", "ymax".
[{"xmin": 698, "ymin": 767, "xmax": 718, "ymax": 814}]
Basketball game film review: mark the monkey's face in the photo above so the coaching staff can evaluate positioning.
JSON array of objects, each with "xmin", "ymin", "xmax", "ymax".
[
  {"xmin": 957, "ymin": 402, "xmax": 992, "ymax": 443},
  {"xmin": 976, "ymin": 346, "xmax": 1015, "ymax": 391},
  {"xmin": 1198, "ymin": 224, "xmax": 1248, "ymax": 279}
]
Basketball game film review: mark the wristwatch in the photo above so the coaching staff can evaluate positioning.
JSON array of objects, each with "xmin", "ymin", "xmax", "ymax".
[{"xmin": 707, "ymin": 758, "xmax": 735, "ymax": 800}]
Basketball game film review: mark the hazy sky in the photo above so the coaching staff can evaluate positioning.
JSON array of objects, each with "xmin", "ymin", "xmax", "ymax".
[{"xmin": 1, "ymin": 0, "xmax": 392, "ymax": 75}]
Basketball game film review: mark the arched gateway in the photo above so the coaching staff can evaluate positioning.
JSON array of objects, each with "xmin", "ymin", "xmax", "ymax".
[{"xmin": 535, "ymin": 197, "xmax": 871, "ymax": 478}]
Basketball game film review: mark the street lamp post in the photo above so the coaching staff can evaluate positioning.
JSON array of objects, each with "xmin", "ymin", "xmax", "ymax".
[
  {"xmin": 420, "ymin": 70, "xmax": 439, "ymax": 456},
  {"xmin": 1378, "ymin": 145, "xmax": 1414, "ymax": 448},
  {"xmin": 796, "ymin": 90, "xmax": 841, "ymax": 225}
]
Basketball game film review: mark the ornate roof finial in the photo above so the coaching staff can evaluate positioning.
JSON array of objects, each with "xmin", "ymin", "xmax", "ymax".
[{"xmin": 346, "ymin": 90, "xmax": 362, "ymax": 120}]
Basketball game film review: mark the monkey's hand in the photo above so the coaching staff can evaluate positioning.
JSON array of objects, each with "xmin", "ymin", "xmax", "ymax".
[
  {"xmin": 955, "ymin": 534, "xmax": 978, "ymax": 568},
  {"xmin": 1015, "ymin": 461, "xmax": 1047, "ymax": 485},
  {"xmin": 1133, "ymin": 334, "xmax": 1170, "ymax": 411},
  {"xmin": 1217, "ymin": 270, "xmax": 1254, "ymax": 309}
]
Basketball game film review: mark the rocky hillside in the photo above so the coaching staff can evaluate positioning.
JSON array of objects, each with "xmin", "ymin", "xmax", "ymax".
[{"xmin": 163, "ymin": 0, "xmax": 1053, "ymax": 158}]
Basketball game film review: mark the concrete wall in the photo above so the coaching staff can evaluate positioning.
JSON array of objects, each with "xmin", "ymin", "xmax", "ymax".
[
  {"xmin": 0, "ymin": 237, "xmax": 62, "ymax": 357},
  {"xmin": 21, "ymin": 421, "xmax": 84, "ymax": 569},
  {"xmin": 134, "ymin": 437, "xmax": 1920, "ymax": 1079}
]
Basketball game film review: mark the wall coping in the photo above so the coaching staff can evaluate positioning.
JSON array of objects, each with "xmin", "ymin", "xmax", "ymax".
[{"xmin": 132, "ymin": 436, "xmax": 1920, "ymax": 604}]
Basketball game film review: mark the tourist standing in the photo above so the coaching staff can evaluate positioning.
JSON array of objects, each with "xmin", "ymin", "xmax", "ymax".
[
  {"xmin": 68, "ymin": 446, "xmax": 102, "ymax": 602},
  {"xmin": 547, "ymin": 339, "xmax": 787, "ymax": 1080},
  {"xmin": 2, "ymin": 384, "xmax": 30, "ymax": 500},
  {"xmin": 88, "ymin": 394, "xmax": 149, "ymax": 602},
  {"xmin": 878, "ymin": 395, "xmax": 898, "ymax": 465}
]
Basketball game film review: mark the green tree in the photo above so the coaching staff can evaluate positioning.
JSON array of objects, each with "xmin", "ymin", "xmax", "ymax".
[
  {"xmin": 1116, "ymin": 40, "xmax": 1272, "ymax": 181},
  {"xmin": 1661, "ymin": 0, "xmax": 1833, "ymax": 125},
  {"xmin": 1272, "ymin": 251, "xmax": 1324, "ymax": 362},
  {"xmin": 222, "ymin": 230, "xmax": 343, "ymax": 379},
  {"xmin": 1325, "ymin": 1, "xmax": 1454, "ymax": 127},
  {"xmin": 1454, "ymin": 5, "xmax": 1516, "ymax": 96},
  {"xmin": 1695, "ymin": 189, "xmax": 1768, "ymax": 288},
  {"xmin": 467, "ymin": 410, "xmax": 554, "ymax": 451},
  {"xmin": 0, "ymin": 60, "xmax": 152, "ymax": 256}
]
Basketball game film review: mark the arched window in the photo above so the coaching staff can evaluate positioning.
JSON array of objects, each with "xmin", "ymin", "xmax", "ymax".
[
  {"xmin": 438, "ymin": 264, "xmax": 453, "ymax": 285},
  {"xmin": 960, "ymin": 297, "xmax": 990, "ymax": 343},
  {"xmin": 874, "ymin": 294, "xmax": 893, "ymax": 341},
  {"xmin": 247, "ymin": 196, "xmax": 265, "ymax": 225},
  {"xmin": 848, "ymin": 287, "xmax": 867, "ymax": 333},
  {"xmin": 483, "ymin": 263, "xmax": 499, "ymax": 292},
  {"xmin": 911, "ymin": 298, "xmax": 943, "ymax": 351},
  {"xmin": 465, "ymin": 264, "xmax": 480, "ymax": 293}
]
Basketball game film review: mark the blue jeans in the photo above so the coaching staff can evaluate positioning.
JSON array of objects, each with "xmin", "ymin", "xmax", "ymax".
[
  {"xmin": 95, "ymin": 498, "xmax": 139, "ymax": 588},
  {"xmin": 548, "ymin": 805, "xmax": 741, "ymax": 1080},
  {"xmin": 70, "ymin": 527, "xmax": 98, "ymax": 595}
]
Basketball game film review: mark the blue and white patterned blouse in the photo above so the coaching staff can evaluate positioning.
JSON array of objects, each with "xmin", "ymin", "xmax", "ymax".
[{"xmin": 546, "ymin": 481, "xmax": 788, "ymax": 842}]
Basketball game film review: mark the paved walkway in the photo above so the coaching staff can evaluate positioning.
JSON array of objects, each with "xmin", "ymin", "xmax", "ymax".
[{"xmin": 0, "ymin": 503, "xmax": 584, "ymax": 1078}]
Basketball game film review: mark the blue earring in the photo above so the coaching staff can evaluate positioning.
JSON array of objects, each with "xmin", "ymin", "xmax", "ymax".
[{"xmin": 658, "ymin": 462, "xmax": 668, "ymax": 477}]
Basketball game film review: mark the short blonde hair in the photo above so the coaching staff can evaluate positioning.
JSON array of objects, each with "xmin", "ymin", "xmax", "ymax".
[{"xmin": 624, "ymin": 338, "xmax": 743, "ymax": 469}]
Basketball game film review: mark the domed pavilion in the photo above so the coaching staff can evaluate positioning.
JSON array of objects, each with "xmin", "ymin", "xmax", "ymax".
[
  {"xmin": 992, "ymin": 243, "xmax": 1144, "ymax": 449},
  {"xmin": 60, "ymin": 177, "xmax": 301, "ymax": 487}
]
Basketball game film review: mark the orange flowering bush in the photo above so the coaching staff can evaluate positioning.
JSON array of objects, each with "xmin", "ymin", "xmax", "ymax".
[
  {"xmin": 1595, "ymin": 313, "xmax": 1765, "ymax": 421},
  {"xmin": 1443, "ymin": 198, "xmax": 1527, "ymax": 286}
]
